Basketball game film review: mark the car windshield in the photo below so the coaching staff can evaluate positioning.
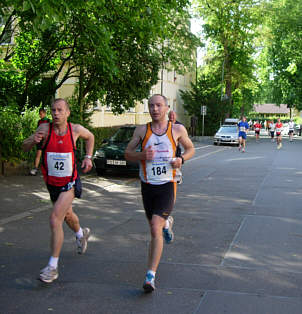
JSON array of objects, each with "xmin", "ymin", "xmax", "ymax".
[
  {"xmin": 109, "ymin": 127, "xmax": 135, "ymax": 143},
  {"xmin": 217, "ymin": 126, "xmax": 237, "ymax": 134}
]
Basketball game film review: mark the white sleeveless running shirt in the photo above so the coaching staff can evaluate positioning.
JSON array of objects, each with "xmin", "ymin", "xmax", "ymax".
[{"xmin": 139, "ymin": 122, "xmax": 177, "ymax": 185}]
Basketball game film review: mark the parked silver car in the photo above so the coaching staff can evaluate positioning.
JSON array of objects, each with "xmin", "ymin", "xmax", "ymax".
[{"xmin": 213, "ymin": 125, "xmax": 239, "ymax": 146}]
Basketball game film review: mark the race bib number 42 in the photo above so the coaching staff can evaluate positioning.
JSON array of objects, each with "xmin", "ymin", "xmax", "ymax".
[{"xmin": 47, "ymin": 152, "xmax": 73, "ymax": 177}]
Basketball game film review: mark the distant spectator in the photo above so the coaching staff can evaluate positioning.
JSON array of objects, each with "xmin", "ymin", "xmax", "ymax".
[
  {"xmin": 268, "ymin": 120, "xmax": 275, "ymax": 142},
  {"xmin": 254, "ymin": 120, "xmax": 261, "ymax": 141},
  {"xmin": 288, "ymin": 119, "xmax": 295, "ymax": 142},
  {"xmin": 30, "ymin": 108, "xmax": 50, "ymax": 176}
]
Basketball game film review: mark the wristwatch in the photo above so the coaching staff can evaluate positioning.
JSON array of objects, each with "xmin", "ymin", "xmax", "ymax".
[
  {"xmin": 180, "ymin": 156, "xmax": 184, "ymax": 164},
  {"xmin": 84, "ymin": 155, "xmax": 92, "ymax": 159}
]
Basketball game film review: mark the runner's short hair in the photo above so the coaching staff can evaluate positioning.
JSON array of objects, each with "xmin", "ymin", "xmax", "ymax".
[{"xmin": 148, "ymin": 94, "xmax": 168, "ymax": 106}]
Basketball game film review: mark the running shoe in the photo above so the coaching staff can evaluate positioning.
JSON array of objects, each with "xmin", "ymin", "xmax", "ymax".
[
  {"xmin": 242, "ymin": 148, "xmax": 245, "ymax": 153},
  {"xmin": 277, "ymin": 144, "xmax": 281, "ymax": 149},
  {"xmin": 143, "ymin": 272, "xmax": 155, "ymax": 293},
  {"xmin": 163, "ymin": 216, "xmax": 174, "ymax": 244},
  {"xmin": 30, "ymin": 168, "xmax": 38, "ymax": 176},
  {"xmin": 76, "ymin": 227, "xmax": 91, "ymax": 254},
  {"xmin": 39, "ymin": 265, "xmax": 58, "ymax": 283},
  {"xmin": 176, "ymin": 169, "xmax": 183, "ymax": 184},
  {"xmin": 238, "ymin": 145, "xmax": 241, "ymax": 151}
]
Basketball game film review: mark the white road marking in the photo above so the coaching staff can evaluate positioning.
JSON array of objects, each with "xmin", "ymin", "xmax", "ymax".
[{"xmin": 189, "ymin": 147, "xmax": 228, "ymax": 162}]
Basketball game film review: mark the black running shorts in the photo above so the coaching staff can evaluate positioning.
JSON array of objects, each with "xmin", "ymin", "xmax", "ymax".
[
  {"xmin": 141, "ymin": 181, "xmax": 176, "ymax": 220},
  {"xmin": 47, "ymin": 175, "xmax": 82, "ymax": 203}
]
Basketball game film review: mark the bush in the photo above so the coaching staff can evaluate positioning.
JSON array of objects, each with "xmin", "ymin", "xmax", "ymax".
[{"xmin": 0, "ymin": 105, "xmax": 41, "ymax": 163}]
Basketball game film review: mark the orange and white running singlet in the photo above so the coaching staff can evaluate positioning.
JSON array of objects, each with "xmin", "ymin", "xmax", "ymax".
[{"xmin": 140, "ymin": 122, "xmax": 177, "ymax": 185}]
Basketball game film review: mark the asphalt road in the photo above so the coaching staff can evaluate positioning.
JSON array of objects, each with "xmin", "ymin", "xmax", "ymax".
[{"xmin": 1, "ymin": 135, "xmax": 302, "ymax": 314}]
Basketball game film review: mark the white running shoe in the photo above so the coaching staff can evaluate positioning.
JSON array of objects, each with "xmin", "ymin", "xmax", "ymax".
[
  {"xmin": 30, "ymin": 168, "xmax": 38, "ymax": 176},
  {"xmin": 39, "ymin": 265, "xmax": 58, "ymax": 283},
  {"xmin": 76, "ymin": 227, "xmax": 91, "ymax": 254}
]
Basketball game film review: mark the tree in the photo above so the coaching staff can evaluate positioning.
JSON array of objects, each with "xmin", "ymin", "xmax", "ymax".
[
  {"xmin": 264, "ymin": 0, "xmax": 302, "ymax": 110},
  {"xmin": 192, "ymin": 0, "xmax": 263, "ymax": 117},
  {"xmin": 1, "ymin": 0, "xmax": 198, "ymax": 117},
  {"xmin": 180, "ymin": 66, "xmax": 225, "ymax": 135}
]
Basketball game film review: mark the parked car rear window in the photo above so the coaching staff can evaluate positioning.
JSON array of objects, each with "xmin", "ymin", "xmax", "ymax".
[
  {"xmin": 217, "ymin": 126, "xmax": 237, "ymax": 133},
  {"xmin": 110, "ymin": 127, "xmax": 135, "ymax": 143}
]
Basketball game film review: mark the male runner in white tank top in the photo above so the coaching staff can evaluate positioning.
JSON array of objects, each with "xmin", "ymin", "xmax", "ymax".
[{"xmin": 125, "ymin": 94, "xmax": 195, "ymax": 292}]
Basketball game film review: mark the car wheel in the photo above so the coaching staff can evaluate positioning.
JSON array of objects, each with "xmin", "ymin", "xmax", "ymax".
[
  {"xmin": 96, "ymin": 168, "xmax": 106, "ymax": 176},
  {"xmin": 213, "ymin": 142, "xmax": 217, "ymax": 145}
]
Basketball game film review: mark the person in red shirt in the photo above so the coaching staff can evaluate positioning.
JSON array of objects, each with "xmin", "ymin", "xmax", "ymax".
[
  {"xmin": 30, "ymin": 108, "xmax": 50, "ymax": 176},
  {"xmin": 23, "ymin": 98, "xmax": 94, "ymax": 283},
  {"xmin": 275, "ymin": 118, "xmax": 283, "ymax": 149},
  {"xmin": 254, "ymin": 120, "xmax": 262, "ymax": 141}
]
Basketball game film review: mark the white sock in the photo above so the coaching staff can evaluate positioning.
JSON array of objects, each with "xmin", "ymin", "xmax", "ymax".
[
  {"xmin": 164, "ymin": 219, "xmax": 169, "ymax": 230},
  {"xmin": 76, "ymin": 227, "xmax": 83, "ymax": 239},
  {"xmin": 147, "ymin": 270, "xmax": 156, "ymax": 278},
  {"xmin": 48, "ymin": 256, "xmax": 59, "ymax": 269}
]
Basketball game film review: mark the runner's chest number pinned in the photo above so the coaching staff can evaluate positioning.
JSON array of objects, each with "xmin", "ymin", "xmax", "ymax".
[
  {"xmin": 146, "ymin": 160, "xmax": 173, "ymax": 182},
  {"xmin": 47, "ymin": 152, "xmax": 73, "ymax": 177}
]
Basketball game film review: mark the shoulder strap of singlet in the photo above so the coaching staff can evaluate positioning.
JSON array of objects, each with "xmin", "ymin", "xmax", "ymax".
[
  {"xmin": 68, "ymin": 122, "xmax": 77, "ymax": 182},
  {"xmin": 141, "ymin": 123, "xmax": 152, "ymax": 150},
  {"xmin": 68, "ymin": 122, "xmax": 76, "ymax": 152}
]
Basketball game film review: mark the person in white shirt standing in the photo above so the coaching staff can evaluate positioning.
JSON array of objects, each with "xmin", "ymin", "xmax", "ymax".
[
  {"xmin": 269, "ymin": 120, "xmax": 275, "ymax": 142},
  {"xmin": 288, "ymin": 120, "xmax": 295, "ymax": 142}
]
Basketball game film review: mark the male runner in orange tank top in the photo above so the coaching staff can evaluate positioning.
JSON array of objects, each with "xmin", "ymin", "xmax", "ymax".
[{"xmin": 125, "ymin": 94, "xmax": 195, "ymax": 292}]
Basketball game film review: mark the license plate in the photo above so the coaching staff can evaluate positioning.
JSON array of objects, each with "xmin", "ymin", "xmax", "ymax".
[{"xmin": 107, "ymin": 159, "xmax": 126, "ymax": 166}]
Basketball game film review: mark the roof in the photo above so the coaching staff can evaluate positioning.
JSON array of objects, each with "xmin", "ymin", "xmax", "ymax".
[{"xmin": 253, "ymin": 104, "xmax": 290, "ymax": 114}]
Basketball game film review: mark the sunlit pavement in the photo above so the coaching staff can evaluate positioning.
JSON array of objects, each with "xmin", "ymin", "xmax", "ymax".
[{"xmin": 1, "ymin": 138, "xmax": 302, "ymax": 313}]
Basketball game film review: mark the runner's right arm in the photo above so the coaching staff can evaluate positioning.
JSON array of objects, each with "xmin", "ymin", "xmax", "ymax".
[
  {"xmin": 22, "ymin": 124, "xmax": 49, "ymax": 152},
  {"xmin": 125, "ymin": 125, "xmax": 154, "ymax": 162}
]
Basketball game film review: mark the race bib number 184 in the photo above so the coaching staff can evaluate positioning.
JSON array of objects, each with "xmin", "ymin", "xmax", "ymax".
[{"xmin": 146, "ymin": 159, "xmax": 173, "ymax": 182}]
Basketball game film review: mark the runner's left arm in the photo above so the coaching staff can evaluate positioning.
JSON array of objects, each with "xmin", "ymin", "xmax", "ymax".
[
  {"xmin": 74, "ymin": 124, "xmax": 95, "ymax": 173},
  {"xmin": 171, "ymin": 125, "xmax": 195, "ymax": 169}
]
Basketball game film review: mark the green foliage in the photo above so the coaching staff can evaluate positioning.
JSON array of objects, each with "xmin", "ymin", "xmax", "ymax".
[
  {"xmin": 1, "ymin": 0, "xmax": 198, "ymax": 116},
  {"xmin": 180, "ymin": 71, "xmax": 227, "ymax": 135},
  {"xmin": 192, "ymin": 0, "xmax": 263, "ymax": 116},
  {"xmin": 0, "ymin": 105, "xmax": 42, "ymax": 162},
  {"xmin": 258, "ymin": 0, "xmax": 302, "ymax": 110}
]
